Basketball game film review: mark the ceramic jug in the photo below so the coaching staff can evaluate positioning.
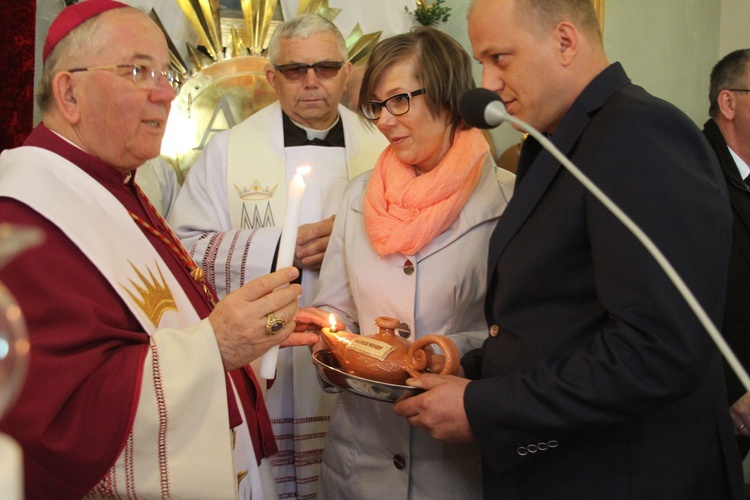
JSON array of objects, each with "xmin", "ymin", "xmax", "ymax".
[{"xmin": 320, "ymin": 316, "xmax": 460, "ymax": 385}]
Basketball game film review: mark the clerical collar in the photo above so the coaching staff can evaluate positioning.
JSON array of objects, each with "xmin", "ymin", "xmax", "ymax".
[
  {"xmin": 282, "ymin": 112, "xmax": 345, "ymax": 147},
  {"xmin": 728, "ymin": 145, "xmax": 750, "ymax": 181}
]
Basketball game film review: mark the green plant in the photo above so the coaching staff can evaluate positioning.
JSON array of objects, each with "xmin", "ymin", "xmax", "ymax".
[{"xmin": 405, "ymin": 0, "xmax": 452, "ymax": 27}]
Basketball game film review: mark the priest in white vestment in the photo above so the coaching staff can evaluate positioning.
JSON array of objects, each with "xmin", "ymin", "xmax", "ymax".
[{"xmin": 169, "ymin": 13, "xmax": 387, "ymax": 498}]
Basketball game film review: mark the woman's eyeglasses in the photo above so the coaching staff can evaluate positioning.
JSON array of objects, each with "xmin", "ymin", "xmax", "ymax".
[
  {"xmin": 68, "ymin": 64, "xmax": 182, "ymax": 92},
  {"xmin": 273, "ymin": 61, "xmax": 345, "ymax": 81},
  {"xmin": 361, "ymin": 89, "xmax": 426, "ymax": 120}
]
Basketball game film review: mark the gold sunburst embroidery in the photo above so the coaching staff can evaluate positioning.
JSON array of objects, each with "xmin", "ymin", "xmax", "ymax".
[{"xmin": 121, "ymin": 261, "xmax": 178, "ymax": 327}]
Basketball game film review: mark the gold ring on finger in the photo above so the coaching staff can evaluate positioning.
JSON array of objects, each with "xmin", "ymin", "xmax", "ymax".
[{"xmin": 266, "ymin": 314, "xmax": 286, "ymax": 335}]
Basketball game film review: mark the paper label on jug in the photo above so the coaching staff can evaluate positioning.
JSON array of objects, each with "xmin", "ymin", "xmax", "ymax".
[{"xmin": 347, "ymin": 337, "xmax": 397, "ymax": 361}]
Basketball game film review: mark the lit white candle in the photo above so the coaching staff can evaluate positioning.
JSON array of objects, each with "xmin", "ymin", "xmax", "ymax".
[
  {"xmin": 260, "ymin": 166, "xmax": 311, "ymax": 379},
  {"xmin": 0, "ymin": 433, "xmax": 22, "ymax": 500}
]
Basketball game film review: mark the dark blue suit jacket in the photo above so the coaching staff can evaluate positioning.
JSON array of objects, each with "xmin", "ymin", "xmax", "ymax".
[
  {"xmin": 463, "ymin": 64, "xmax": 744, "ymax": 499},
  {"xmin": 703, "ymin": 118, "xmax": 750, "ymax": 458}
]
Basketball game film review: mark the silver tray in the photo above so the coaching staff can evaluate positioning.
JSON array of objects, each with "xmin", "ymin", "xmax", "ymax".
[{"xmin": 311, "ymin": 348, "xmax": 422, "ymax": 403}]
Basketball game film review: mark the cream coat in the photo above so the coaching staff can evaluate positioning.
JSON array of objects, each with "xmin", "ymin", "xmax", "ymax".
[{"xmin": 312, "ymin": 154, "xmax": 514, "ymax": 499}]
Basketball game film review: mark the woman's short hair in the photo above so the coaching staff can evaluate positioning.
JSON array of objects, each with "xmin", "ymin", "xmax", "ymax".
[
  {"xmin": 358, "ymin": 27, "xmax": 475, "ymax": 134},
  {"xmin": 267, "ymin": 13, "xmax": 347, "ymax": 65}
]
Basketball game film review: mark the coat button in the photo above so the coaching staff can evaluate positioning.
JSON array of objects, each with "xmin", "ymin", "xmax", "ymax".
[
  {"xmin": 516, "ymin": 446, "xmax": 528, "ymax": 456},
  {"xmin": 393, "ymin": 454, "xmax": 406, "ymax": 469},
  {"xmin": 489, "ymin": 325, "xmax": 500, "ymax": 337},
  {"xmin": 398, "ymin": 322, "xmax": 411, "ymax": 338},
  {"xmin": 402, "ymin": 259, "xmax": 414, "ymax": 275}
]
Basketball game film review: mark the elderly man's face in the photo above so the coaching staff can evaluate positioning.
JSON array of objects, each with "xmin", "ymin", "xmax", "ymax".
[
  {"xmin": 68, "ymin": 9, "xmax": 175, "ymax": 171},
  {"xmin": 265, "ymin": 31, "xmax": 350, "ymax": 130}
]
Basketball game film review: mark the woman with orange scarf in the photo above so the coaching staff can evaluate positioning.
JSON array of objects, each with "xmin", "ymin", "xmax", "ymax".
[{"xmin": 309, "ymin": 28, "xmax": 515, "ymax": 499}]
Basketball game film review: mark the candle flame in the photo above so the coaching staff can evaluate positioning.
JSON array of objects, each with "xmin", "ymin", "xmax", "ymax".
[
  {"xmin": 328, "ymin": 313, "xmax": 337, "ymax": 333},
  {"xmin": 296, "ymin": 165, "xmax": 312, "ymax": 176}
]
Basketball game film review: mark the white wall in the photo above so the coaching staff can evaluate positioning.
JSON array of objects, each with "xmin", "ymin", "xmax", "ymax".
[
  {"xmin": 604, "ymin": 0, "xmax": 720, "ymax": 129},
  {"xmin": 720, "ymin": 0, "xmax": 750, "ymax": 58}
]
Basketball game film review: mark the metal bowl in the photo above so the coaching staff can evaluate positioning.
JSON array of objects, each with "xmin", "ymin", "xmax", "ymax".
[{"xmin": 311, "ymin": 348, "xmax": 422, "ymax": 403}]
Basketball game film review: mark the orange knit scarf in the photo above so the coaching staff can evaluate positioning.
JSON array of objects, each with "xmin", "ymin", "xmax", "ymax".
[{"xmin": 364, "ymin": 127, "xmax": 489, "ymax": 256}]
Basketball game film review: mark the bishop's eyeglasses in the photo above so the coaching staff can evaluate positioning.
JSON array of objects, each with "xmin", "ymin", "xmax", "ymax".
[
  {"xmin": 67, "ymin": 64, "xmax": 182, "ymax": 92},
  {"xmin": 361, "ymin": 89, "xmax": 426, "ymax": 120}
]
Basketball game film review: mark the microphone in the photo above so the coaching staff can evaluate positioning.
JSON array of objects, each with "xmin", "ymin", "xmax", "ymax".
[
  {"xmin": 461, "ymin": 88, "xmax": 750, "ymax": 392},
  {"xmin": 459, "ymin": 88, "xmax": 508, "ymax": 129}
]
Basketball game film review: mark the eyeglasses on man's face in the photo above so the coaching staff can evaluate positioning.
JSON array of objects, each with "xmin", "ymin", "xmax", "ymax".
[
  {"xmin": 361, "ymin": 89, "xmax": 426, "ymax": 121},
  {"xmin": 273, "ymin": 61, "xmax": 345, "ymax": 81},
  {"xmin": 67, "ymin": 64, "xmax": 182, "ymax": 92},
  {"xmin": 727, "ymin": 88, "xmax": 750, "ymax": 94}
]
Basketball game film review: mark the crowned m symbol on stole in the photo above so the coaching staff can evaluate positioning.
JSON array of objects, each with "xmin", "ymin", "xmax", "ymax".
[
  {"xmin": 239, "ymin": 202, "xmax": 275, "ymax": 229},
  {"xmin": 235, "ymin": 181, "xmax": 277, "ymax": 229}
]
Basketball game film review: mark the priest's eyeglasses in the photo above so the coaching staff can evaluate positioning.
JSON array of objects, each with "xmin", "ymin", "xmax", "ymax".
[
  {"xmin": 728, "ymin": 89, "xmax": 750, "ymax": 94},
  {"xmin": 274, "ymin": 61, "xmax": 345, "ymax": 81},
  {"xmin": 68, "ymin": 64, "xmax": 182, "ymax": 92},
  {"xmin": 361, "ymin": 89, "xmax": 427, "ymax": 120}
]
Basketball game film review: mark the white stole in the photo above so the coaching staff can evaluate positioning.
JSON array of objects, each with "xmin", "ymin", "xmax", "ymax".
[
  {"xmin": 0, "ymin": 146, "xmax": 253, "ymax": 499},
  {"xmin": 0, "ymin": 146, "xmax": 197, "ymax": 332}
]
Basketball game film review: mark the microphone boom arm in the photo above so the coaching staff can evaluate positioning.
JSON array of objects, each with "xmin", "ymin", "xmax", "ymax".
[{"xmin": 502, "ymin": 112, "xmax": 750, "ymax": 393}]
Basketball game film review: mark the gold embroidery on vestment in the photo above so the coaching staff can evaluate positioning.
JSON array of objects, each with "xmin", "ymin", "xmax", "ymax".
[
  {"xmin": 234, "ymin": 181, "xmax": 278, "ymax": 200},
  {"xmin": 121, "ymin": 260, "xmax": 178, "ymax": 327}
]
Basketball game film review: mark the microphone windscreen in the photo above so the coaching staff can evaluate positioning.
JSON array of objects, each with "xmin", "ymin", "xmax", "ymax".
[{"xmin": 459, "ymin": 88, "xmax": 503, "ymax": 129}]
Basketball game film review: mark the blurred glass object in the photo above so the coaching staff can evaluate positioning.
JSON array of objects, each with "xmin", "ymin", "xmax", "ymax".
[{"xmin": 0, "ymin": 224, "xmax": 43, "ymax": 419}]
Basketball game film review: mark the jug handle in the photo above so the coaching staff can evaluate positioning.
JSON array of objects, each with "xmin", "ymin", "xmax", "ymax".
[{"xmin": 405, "ymin": 335, "xmax": 460, "ymax": 378}]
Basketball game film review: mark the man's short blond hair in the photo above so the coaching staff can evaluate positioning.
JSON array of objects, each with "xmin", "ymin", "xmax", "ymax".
[{"xmin": 472, "ymin": 0, "xmax": 602, "ymax": 44}]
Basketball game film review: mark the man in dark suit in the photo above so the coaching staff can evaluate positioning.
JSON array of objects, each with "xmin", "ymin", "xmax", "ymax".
[
  {"xmin": 703, "ymin": 49, "xmax": 750, "ymax": 459},
  {"xmin": 394, "ymin": 0, "xmax": 745, "ymax": 498}
]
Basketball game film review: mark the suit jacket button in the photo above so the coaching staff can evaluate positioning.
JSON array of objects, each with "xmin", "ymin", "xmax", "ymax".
[
  {"xmin": 402, "ymin": 259, "xmax": 414, "ymax": 275},
  {"xmin": 517, "ymin": 446, "xmax": 528, "ymax": 456},
  {"xmin": 490, "ymin": 325, "xmax": 500, "ymax": 337},
  {"xmin": 393, "ymin": 454, "xmax": 406, "ymax": 469},
  {"xmin": 527, "ymin": 444, "xmax": 538, "ymax": 453},
  {"xmin": 548, "ymin": 440, "xmax": 559, "ymax": 448}
]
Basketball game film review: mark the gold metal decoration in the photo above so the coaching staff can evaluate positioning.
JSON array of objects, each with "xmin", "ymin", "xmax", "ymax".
[
  {"xmin": 158, "ymin": 1, "xmax": 382, "ymax": 182},
  {"xmin": 297, "ymin": 0, "xmax": 341, "ymax": 19}
]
